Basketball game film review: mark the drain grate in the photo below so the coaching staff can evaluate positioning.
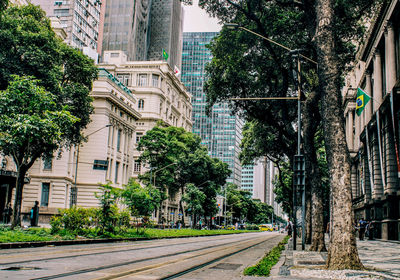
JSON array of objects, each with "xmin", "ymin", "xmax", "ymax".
[
  {"xmin": 210, "ymin": 263, "xmax": 241, "ymax": 270},
  {"xmin": 2, "ymin": 266, "xmax": 42, "ymax": 271}
]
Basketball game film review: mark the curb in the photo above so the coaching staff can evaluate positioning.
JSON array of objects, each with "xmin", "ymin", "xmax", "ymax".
[{"xmin": 0, "ymin": 231, "xmax": 252, "ymax": 250}]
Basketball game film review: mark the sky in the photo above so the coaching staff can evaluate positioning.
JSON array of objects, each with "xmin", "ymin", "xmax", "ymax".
[{"xmin": 183, "ymin": 0, "xmax": 222, "ymax": 32}]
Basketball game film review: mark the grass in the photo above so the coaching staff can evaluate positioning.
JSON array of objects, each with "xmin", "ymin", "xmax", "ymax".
[
  {"xmin": 243, "ymin": 235, "xmax": 290, "ymax": 277},
  {"xmin": 0, "ymin": 226, "xmax": 257, "ymax": 243}
]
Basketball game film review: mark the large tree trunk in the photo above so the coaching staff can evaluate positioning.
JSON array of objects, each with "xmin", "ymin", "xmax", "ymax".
[
  {"xmin": 303, "ymin": 91, "xmax": 326, "ymax": 251},
  {"xmin": 11, "ymin": 165, "xmax": 28, "ymax": 229},
  {"xmin": 314, "ymin": 0, "xmax": 362, "ymax": 269}
]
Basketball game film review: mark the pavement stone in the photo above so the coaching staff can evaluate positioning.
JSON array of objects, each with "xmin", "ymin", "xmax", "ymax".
[{"xmin": 267, "ymin": 236, "xmax": 400, "ymax": 280}]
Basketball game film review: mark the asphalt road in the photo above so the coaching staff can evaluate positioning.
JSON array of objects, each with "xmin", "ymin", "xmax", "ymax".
[{"xmin": 0, "ymin": 231, "xmax": 284, "ymax": 280}]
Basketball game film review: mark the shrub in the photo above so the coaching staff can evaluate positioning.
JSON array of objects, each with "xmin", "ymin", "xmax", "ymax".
[
  {"xmin": 50, "ymin": 207, "xmax": 97, "ymax": 236},
  {"xmin": 244, "ymin": 235, "xmax": 290, "ymax": 276}
]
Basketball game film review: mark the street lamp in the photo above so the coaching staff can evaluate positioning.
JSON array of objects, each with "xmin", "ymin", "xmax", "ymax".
[
  {"xmin": 224, "ymin": 23, "xmax": 317, "ymax": 250},
  {"xmin": 72, "ymin": 124, "xmax": 112, "ymax": 207}
]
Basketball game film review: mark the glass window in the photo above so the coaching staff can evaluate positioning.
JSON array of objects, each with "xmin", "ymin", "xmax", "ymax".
[
  {"xmin": 138, "ymin": 74, "xmax": 147, "ymax": 86},
  {"xmin": 138, "ymin": 99, "xmax": 144, "ymax": 110},
  {"xmin": 70, "ymin": 186, "xmax": 77, "ymax": 207},
  {"xmin": 134, "ymin": 161, "xmax": 141, "ymax": 172},
  {"xmin": 136, "ymin": 132, "xmax": 143, "ymax": 143},
  {"xmin": 152, "ymin": 74, "xmax": 159, "ymax": 87},
  {"xmin": 41, "ymin": 183, "xmax": 50, "ymax": 207},
  {"xmin": 43, "ymin": 157, "xmax": 52, "ymax": 170}
]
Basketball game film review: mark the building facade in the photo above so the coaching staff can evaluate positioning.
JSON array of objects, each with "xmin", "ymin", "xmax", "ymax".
[
  {"xmin": 102, "ymin": 0, "xmax": 151, "ymax": 61},
  {"xmin": 31, "ymin": 0, "xmax": 102, "ymax": 61},
  {"xmin": 101, "ymin": 0, "xmax": 183, "ymax": 69},
  {"xmin": 343, "ymin": 0, "xmax": 400, "ymax": 240},
  {"xmin": 1, "ymin": 69, "xmax": 141, "ymax": 223},
  {"xmin": 182, "ymin": 32, "xmax": 243, "ymax": 186},
  {"xmin": 99, "ymin": 50, "xmax": 192, "ymax": 223}
]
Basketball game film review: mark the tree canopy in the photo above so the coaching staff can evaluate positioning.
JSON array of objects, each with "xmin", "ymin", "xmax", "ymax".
[{"xmin": 0, "ymin": 4, "xmax": 98, "ymax": 227}]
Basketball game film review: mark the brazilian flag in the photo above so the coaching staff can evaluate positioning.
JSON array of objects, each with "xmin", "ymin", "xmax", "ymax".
[
  {"xmin": 356, "ymin": 88, "xmax": 371, "ymax": 116},
  {"xmin": 162, "ymin": 49, "xmax": 169, "ymax": 60}
]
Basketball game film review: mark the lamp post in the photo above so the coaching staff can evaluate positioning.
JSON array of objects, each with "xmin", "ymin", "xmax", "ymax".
[
  {"xmin": 72, "ymin": 124, "xmax": 112, "ymax": 207},
  {"xmin": 224, "ymin": 23, "xmax": 317, "ymax": 250}
]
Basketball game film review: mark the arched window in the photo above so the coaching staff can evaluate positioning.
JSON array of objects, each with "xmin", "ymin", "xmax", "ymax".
[{"xmin": 138, "ymin": 99, "xmax": 144, "ymax": 109}]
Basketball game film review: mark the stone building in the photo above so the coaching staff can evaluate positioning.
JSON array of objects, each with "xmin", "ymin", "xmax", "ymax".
[
  {"xmin": 100, "ymin": 50, "xmax": 192, "ymax": 223},
  {"xmin": 342, "ymin": 0, "xmax": 400, "ymax": 240},
  {"xmin": 1, "ymin": 70, "xmax": 141, "ymax": 223}
]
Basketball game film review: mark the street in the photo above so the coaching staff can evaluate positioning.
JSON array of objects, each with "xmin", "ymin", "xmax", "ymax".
[{"xmin": 0, "ymin": 232, "xmax": 284, "ymax": 280}]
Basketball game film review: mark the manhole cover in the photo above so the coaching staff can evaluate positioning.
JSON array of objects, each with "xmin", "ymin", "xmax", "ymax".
[
  {"xmin": 210, "ymin": 263, "xmax": 241, "ymax": 270},
  {"xmin": 2, "ymin": 266, "xmax": 42, "ymax": 271}
]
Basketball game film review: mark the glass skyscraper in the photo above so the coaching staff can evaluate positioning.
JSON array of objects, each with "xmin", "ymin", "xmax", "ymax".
[{"xmin": 182, "ymin": 32, "xmax": 243, "ymax": 186}]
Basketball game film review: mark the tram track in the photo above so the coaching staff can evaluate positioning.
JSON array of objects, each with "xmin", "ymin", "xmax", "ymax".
[
  {"xmin": 0, "ymin": 234, "xmax": 249, "ymax": 266},
  {"xmin": 27, "ymin": 234, "xmax": 278, "ymax": 280}
]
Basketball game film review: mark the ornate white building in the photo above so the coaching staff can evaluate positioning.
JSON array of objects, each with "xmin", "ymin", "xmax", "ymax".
[{"xmin": 342, "ymin": 0, "xmax": 400, "ymax": 240}]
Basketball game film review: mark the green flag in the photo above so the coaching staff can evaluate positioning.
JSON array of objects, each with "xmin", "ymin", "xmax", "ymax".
[
  {"xmin": 162, "ymin": 49, "xmax": 169, "ymax": 60},
  {"xmin": 356, "ymin": 88, "xmax": 371, "ymax": 116}
]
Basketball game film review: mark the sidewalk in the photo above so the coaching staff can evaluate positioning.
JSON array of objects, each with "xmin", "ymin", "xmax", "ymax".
[{"xmin": 268, "ymin": 236, "xmax": 400, "ymax": 279}]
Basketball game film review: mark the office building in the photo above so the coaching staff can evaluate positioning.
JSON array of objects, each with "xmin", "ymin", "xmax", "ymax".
[
  {"xmin": 31, "ymin": 0, "xmax": 102, "ymax": 61},
  {"xmin": 342, "ymin": 0, "xmax": 400, "ymax": 240},
  {"xmin": 101, "ymin": 0, "xmax": 183, "ymax": 69},
  {"xmin": 102, "ymin": 0, "xmax": 151, "ymax": 61},
  {"xmin": 182, "ymin": 32, "xmax": 243, "ymax": 186}
]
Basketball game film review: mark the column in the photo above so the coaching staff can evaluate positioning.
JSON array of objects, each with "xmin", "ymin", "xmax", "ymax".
[
  {"xmin": 355, "ymin": 108, "xmax": 361, "ymax": 150},
  {"xmin": 364, "ymin": 72, "xmax": 373, "ymax": 124},
  {"xmin": 373, "ymin": 50, "xmax": 383, "ymax": 113},
  {"xmin": 384, "ymin": 114, "xmax": 398, "ymax": 193},
  {"xmin": 371, "ymin": 131, "xmax": 384, "ymax": 198},
  {"xmin": 385, "ymin": 21, "xmax": 396, "ymax": 92},
  {"xmin": 347, "ymin": 109, "xmax": 354, "ymax": 150}
]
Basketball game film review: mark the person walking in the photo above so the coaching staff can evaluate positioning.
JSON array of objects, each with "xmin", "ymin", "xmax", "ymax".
[
  {"xmin": 3, "ymin": 203, "xmax": 12, "ymax": 224},
  {"xmin": 358, "ymin": 218, "xmax": 366, "ymax": 240},
  {"xmin": 30, "ymin": 201, "xmax": 39, "ymax": 227}
]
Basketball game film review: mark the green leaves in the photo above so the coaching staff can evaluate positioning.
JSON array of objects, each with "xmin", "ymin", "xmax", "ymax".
[{"xmin": 0, "ymin": 76, "xmax": 78, "ymax": 165}]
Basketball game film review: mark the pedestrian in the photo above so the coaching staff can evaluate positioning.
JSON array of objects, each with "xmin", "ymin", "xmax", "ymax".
[
  {"xmin": 30, "ymin": 201, "xmax": 39, "ymax": 227},
  {"xmin": 3, "ymin": 203, "xmax": 12, "ymax": 224},
  {"xmin": 358, "ymin": 218, "xmax": 366, "ymax": 240},
  {"xmin": 286, "ymin": 219, "xmax": 293, "ymax": 236}
]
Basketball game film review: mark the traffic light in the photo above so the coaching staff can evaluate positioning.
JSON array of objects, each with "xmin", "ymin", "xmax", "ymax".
[{"xmin": 293, "ymin": 155, "xmax": 305, "ymax": 191}]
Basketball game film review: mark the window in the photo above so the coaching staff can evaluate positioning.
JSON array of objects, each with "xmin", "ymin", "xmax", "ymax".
[
  {"xmin": 117, "ymin": 74, "xmax": 130, "ymax": 86},
  {"xmin": 70, "ymin": 187, "xmax": 77, "ymax": 207},
  {"xmin": 115, "ymin": 162, "xmax": 120, "ymax": 183},
  {"xmin": 43, "ymin": 157, "xmax": 52, "ymax": 170},
  {"xmin": 111, "ymin": 52, "xmax": 119, "ymax": 58},
  {"xmin": 117, "ymin": 129, "xmax": 122, "ymax": 151},
  {"xmin": 138, "ymin": 74, "xmax": 147, "ymax": 86},
  {"xmin": 138, "ymin": 99, "xmax": 144, "ymax": 110},
  {"xmin": 41, "ymin": 183, "xmax": 50, "ymax": 207},
  {"xmin": 93, "ymin": 160, "xmax": 108, "ymax": 170},
  {"xmin": 134, "ymin": 161, "xmax": 141, "ymax": 172},
  {"xmin": 152, "ymin": 74, "xmax": 159, "ymax": 87},
  {"xmin": 136, "ymin": 132, "xmax": 143, "ymax": 143}
]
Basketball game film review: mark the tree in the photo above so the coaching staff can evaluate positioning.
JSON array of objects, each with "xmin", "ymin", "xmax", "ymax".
[
  {"xmin": 95, "ymin": 183, "xmax": 121, "ymax": 234},
  {"xmin": 0, "ymin": 76, "xmax": 79, "ymax": 228},
  {"xmin": 199, "ymin": 0, "xmax": 379, "ymax": 269},
  {"xmin": 202, "ymin": 4, "xmax": 325, "ymax": 249},
  {"xmin": 0, "ymin": 0, "xmax": 7, "ymax": 13},
  {"xmin": 0, "ymin": 4, "xmax": 98, "ymax": 228},
  {"xmin": 182, "ymin": 183, "xmax": 206, "ymax": 228},
  {"xmin": 121, "ymin": 179, "xmax": 161, "ymax": 232},
  {"xmin": 138, "ymin": 122, "xmax": 230, "ymax": 224}
]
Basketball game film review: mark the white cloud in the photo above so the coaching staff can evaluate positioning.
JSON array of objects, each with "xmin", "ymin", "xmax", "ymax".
[{"xmin": 183, "ymin": 0, "xmax": 222, "ymax": 32}]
